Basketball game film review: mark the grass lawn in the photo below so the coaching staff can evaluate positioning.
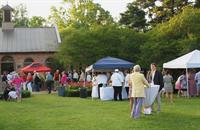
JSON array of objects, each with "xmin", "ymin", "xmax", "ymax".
[{"xmin": 0, "ymin": 93, "xmax": 200, "ymax": 130}]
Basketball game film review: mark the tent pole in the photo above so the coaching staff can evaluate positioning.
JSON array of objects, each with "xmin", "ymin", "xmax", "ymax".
[
  {"xmin": 186, "ymin": 68, "xmax": 189, "ymax": 98},
  {"xmin": 91, "ymin": 69, "xmax": 94, "ymax": 101},
  {"xmin": 84, "ymin": 70, "xmax": 86, "ymax": 88}
]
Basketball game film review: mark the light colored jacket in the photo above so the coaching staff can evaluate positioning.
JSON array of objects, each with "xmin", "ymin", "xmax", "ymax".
[{"xmin": 130, "ymin": 72, "xmax": 149, "ymax": 97}]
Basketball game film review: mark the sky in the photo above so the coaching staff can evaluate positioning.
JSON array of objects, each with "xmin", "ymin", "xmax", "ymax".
[{"xmin": 0, "ymin": 0, "xmax": 133, "ymax": 19}]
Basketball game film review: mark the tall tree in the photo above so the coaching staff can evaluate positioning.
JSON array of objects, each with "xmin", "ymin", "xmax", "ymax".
[
  {"xmin": 119, "ymin": 2, "xmax": 147, "ymax": 32},
  {"xmin": 57, "ymin": 25, "xmax": 144, "ymax": 66},
  {"xmin": 28, "ymin": 16, "xmax": 46, "ymax": 27},
  {"xmin": 48, "ymin": 6, "xmax": 69, "ymax": 30},
  {"xmin": 194, "ymin": 0, "xmax": 200, "ymax": 7},
  {"xmin": 0, "ymin": 9, "xmax": 3, "ymax": 27},
  {"xmin": 139, "ymin": 7, "xmax": 200, "ymax": 68},
  {"xmin": 49, "ymin": 0, "xmax": 114, "ymax": 30},
  {"xmin": 130, "ymin": 0, "xmax": 192, "ymax": 27},
  {"xmin": 13, "ymin": 4, "xmax": 29, "ymax": 27}
]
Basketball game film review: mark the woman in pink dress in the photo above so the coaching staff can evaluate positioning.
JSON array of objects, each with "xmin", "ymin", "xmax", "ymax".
[
  {"xmin": 60, "ymin": 71, "xmax": 67, "ymax": 87},
  {"xmin": 12, "ymin": 73, "xmax": 24, "ymax": 101}
]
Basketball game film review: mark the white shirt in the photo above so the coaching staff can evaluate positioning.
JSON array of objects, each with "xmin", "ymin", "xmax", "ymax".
[
  {"xmin": 7, "ymin": 74, "xmax": 13, "ymax": 81},
  {"xmin": 73, "ymin": 72, "xmax": 79, "ymax": 79},
  {"xmin": 195, "ymin": 71, "xmax": 200, "ymax": 84},
  {"xmin": 79, "ymin": 72, "xmax": 85, "ymax": 81},
  {"xmin": 111, "ymin": 72, "xmax": 123, "ymax": 86},
  {"xmin": 92, "ymin": 76, "xmax": 97, "ymax": 86},
  {"xmin": 96, "ymin": 74, "xmax": 108, "ymax": 85},
  {"xmin": 86, "ymin": 74, "xmax": 92, "ymax": 82},
  {"xmin": 119, "ymin": 71, "xmax": 125, "ymax": 81},
  {"xmin": 124, "ymin": 74, "xmax": 130, "ymax": 87},
  {"xmin": 8, "ymin": 91, "xmax": 17, "ymax": 99},
  {"xmin": 151, "ymin": 70, "xmax": 156, "ymax": 85}
]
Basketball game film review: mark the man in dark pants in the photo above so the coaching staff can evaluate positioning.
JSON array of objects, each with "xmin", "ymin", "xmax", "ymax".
[
  {"xmin": 46, "ymin": 72, "xmax": 53, "ymax": 94},
  {"xmin": 96, "ymin": 72, "xmax": 108, "ymax": 98},
  {"xmin": 111, "ymin": 69, "xmax": 124, "ymax": 101},
  {"xmin": 150, "ymin": 63, "xmax": 164, "ymax": 112}
]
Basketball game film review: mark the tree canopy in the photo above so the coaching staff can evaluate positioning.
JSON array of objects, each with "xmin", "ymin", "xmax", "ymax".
[
  {"xmin": 57, "ymin": 25, "xmax": 144, "ymax": 66},
  {"xmin": 139, "ymin": 7, "xmax": 200, "ymax": 68},
  {"xmin": 119, "ymin": 1, "xmax": 147, "ymax": 31},
  {"xmin": 49, "ymin": 0, "xmax": 114, "ymax": 31},
  {"xmin": 0, "ymin": 4, "xmax": 47, "ymax": 27}
]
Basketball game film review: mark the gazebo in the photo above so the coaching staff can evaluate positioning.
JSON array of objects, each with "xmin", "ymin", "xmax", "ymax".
[{"xmin": 85, "ymin": 56, "xmax": 134, "ymax": 72}]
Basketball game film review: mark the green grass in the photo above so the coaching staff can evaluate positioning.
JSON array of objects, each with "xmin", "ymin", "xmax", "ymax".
[{"xmin": 0, "ymin": 94, "xmax": 200, "ymax": 130}]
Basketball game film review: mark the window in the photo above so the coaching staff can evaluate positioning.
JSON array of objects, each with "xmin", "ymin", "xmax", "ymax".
[
  {"xmin": 1, "ymin": 56, "xmax": 14, "ymax": 63},
  {"xmin": 24, "ymin": 58, "xmax": 34, "ymax": 67},
  {"xmin": 45, "ymin": 58, "xmax": 54, "ymax": 67},
  {"xmin": 4, "ymin": 10, "xmax": 11, "ymax": 22},
  {"xmin": 1, "ymin": 56, "xmax": 14, "ymax": 73}
]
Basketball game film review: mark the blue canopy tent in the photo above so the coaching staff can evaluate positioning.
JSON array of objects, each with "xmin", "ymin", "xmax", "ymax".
[{"xmin": 85, "ymin": 56, "xmax": 134, "ymax": 72}]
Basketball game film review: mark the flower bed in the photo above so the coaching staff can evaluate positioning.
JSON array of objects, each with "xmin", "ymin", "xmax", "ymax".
[{"xmin": 65, "ymin": 83, "xmax": 92, "ymax": 97}]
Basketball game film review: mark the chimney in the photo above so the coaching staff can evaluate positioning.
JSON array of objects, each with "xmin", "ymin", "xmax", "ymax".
[{"xmin": 1, "ymin": 4, "xmax": 14, "ymax": 31}]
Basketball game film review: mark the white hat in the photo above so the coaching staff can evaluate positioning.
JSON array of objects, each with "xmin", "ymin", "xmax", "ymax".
[{"xmin": 114, "ymin": 69, "xmax": 119, "ymax": 72}]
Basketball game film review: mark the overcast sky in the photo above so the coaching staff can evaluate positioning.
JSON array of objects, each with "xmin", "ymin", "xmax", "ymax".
[{"xmin": 0, "ymin": 0, "xmax": 133, "ymax": 19}]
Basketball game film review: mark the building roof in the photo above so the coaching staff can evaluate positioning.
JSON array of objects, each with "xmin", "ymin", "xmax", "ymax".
[
  {"xmin": 1, "ymin": 4, "xmax": 14, "ymax": 11},
  {"xmin": 0, "ymin": 27, "xmax": 61, "ymax": 53}
]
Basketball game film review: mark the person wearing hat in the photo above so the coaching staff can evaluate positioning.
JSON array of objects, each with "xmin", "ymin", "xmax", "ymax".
[{"xmin": 110, "ymin": 69, "xmax": 124, "ymax": 101}]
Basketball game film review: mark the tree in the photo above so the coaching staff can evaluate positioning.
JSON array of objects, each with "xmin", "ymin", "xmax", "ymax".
[
  {"xmin": 13, "ymin": 4, "xmax": 29, "ymax": 27},
  {"xmin": 28, "ymin": 16, "xmax": 46, "ymax": 27},
  {"xmin": 66, "ymin": 0, "xmax": 114, "ymax": 28},
  {"xmin": 130, "ymin": 0, "xmax": 192, "ymax": 27},
  {"xmin": 119, "ymin": 2, "xmax": 147, "ymax": 32},
  {"xmin": 194, "ymin": 0, "xmax": 200, "ymax": 7},
  {"xmin": 57, "ymin": 25, "xmax": 144, "ymax": 66},
  {"xmin": 139, "ymin": 7, "xmax": 200, "ymax": 68},
  {"xmin": 49, "ymin": 0, "xmax": 114, "ymax": 30},
  {"xmin": 0, "ymin": 9, "xmax": 3, "ymax": 27},
  {"xmin": 48, "ymin": 6, "xmax": 69, "ymax": 30}
]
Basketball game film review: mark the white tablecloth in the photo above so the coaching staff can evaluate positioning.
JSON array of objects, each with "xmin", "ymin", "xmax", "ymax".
[
  {"xmin": 92, "ymin": 86, "xmax": 99, "ymax": 98},
  {"xmin": 144, "ymin": 85, "xmax": 160, "ymax": 107},
  {"xmin": 99, "ymin": 87, "xmax": 128, "ymax": 101}
]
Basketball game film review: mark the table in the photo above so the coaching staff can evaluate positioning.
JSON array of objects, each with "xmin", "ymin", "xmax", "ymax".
[
  {"xmin": 143, "ymin": 85, "xmax": 160, "ymax": 114},
  {"xmin": 144, "ymin": 85, "xmax": 160, "ymax": 106},
  {"xmin": 91, "ymin": 86, "xmax": 99, "ymax": 98},
  {"xmin": 99, "ymin": 87, "xmax": 128, "ymax": 101}
]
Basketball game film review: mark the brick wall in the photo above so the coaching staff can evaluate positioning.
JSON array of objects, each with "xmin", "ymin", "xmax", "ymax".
[{"xmin": 0, "ymin": 52, "xmax": 55, "ymax": 72}]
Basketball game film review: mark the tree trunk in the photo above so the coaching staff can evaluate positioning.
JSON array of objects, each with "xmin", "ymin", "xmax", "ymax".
[{"xmin": 170, "ymin": 0, "xmax": 175, "ymax": 15}]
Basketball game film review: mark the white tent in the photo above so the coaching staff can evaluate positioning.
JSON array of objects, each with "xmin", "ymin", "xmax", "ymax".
[
  {"xmin": 163, "ymin": 49, "xmax": 200, "ymax": 69},
  {"xmin": 163, "ymin": 49, "xmax": 200, "ymax": 97}
]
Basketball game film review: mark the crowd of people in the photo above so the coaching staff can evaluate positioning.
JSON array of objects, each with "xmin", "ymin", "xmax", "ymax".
[
  {"xmin": 0, "ymin": 69, "xmax": 93, "ymax": 101},
  {"xmin": 91, "ymin": 63, "xmax": 200, "ymax": 119},
  {"xmin": 175, "ymin": 69, "xmax": 200, "ymax": 97},
  {"xmin": 1, "ymin": 63, "xmax": 200, "ymax": 119}
]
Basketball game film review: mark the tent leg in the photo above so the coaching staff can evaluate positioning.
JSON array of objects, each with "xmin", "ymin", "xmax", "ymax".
[
  {"xmin": 92, "ymin": 70, "xmax": 94, "ymax": 101},
  {"xmin": 186, "ymin": 68, "xmax": 189, "ymax": 98}
]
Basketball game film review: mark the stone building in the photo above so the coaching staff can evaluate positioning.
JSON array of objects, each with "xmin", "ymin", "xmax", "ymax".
[{"xmin": 0, "ymin": 5, "xmax": 61, "ymax": 73}]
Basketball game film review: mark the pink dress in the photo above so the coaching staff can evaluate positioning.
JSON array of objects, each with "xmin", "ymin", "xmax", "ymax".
[
  {"xmin": 175, "ymin": 76, "xmax": 181, "ymax": 90},
  {"xmin": 60, "ymin": 74, "xmax": 67, "ymax": 86},
  {"xmin": 12, "ymin": 77, "xmax": 24, "ymax": 94}
]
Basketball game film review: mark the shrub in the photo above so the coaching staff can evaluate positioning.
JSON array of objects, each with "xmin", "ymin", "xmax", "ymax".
[
  {"xmin": 21, "ymin": 90, "xmax": 31, "ymax": 98},
  {"xmin": 65, "ymin": 86, "xmax": 92, "ymax": 97}
]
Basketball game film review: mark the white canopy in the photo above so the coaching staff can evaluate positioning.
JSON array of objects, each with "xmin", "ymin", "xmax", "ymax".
[{"xmin": 163, "ymin": 49, "xmax": 200, "ymax": 69}]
